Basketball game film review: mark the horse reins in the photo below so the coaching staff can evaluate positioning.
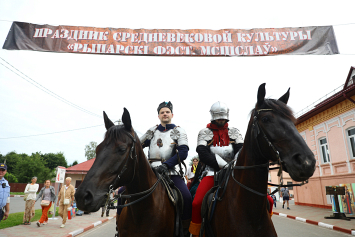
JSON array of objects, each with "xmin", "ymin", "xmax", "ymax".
[
  {"xmin": 108, "ymin": 131, "xmax": 138, "ymax": 193},
  {"xmin": 218, "ymin": 108, "xmax": 307, "ymax": 199},
  {"xmin": 105, "ymin": 130, "xmax": 163, "ymax": 209}
]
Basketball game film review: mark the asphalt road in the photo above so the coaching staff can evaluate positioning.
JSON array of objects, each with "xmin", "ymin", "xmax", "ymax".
[
  {"xmin": 77, "ymin": 215, "xmax": 352, "ymax": 237},
  {"xmin": 9, "ymin": 197, "xmax": 43, "ymax": 214}
]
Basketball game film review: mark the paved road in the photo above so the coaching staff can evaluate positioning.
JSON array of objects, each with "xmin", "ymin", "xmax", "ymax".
[
  {"xmin": 9, "ymin": 197, "xmax": 43, "ymax": 214},
  {"xmin": 78, "ymin": 214, "xmax": 352, "ymax": 237},
  {"xmin": 272, "ymin": 215, "xmax": 352, "ymax": 236}
]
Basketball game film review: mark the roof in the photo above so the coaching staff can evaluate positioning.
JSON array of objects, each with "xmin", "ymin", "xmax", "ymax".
[
  {"xmin": 65, "ymin": 158, "xmax": 95, "ymax": 174},
  {"xmin": 295, "ymin": 66, "xmax": 355, "ymax": 125}
]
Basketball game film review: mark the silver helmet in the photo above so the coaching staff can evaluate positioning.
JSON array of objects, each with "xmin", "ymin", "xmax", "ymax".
[{"xmin": 210, "ymin": 101, "xmax": 229, "ymax": 121}]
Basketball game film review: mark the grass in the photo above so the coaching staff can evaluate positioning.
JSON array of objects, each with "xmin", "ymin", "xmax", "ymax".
[
  {"xmin": 10, "ymin": 192, "xmax": 25, "ymax": 195},
  {"xmin": 0, "ymin": 207, "xmax": 59, "ymax": 230}
]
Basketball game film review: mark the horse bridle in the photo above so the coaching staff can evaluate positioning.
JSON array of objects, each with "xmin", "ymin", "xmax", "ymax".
[
  {"xmin": 226, "ymin": 108, "xmax": 307, "ymax": 198},
  {"xmin": 108, "ymin": 131, "xmax": 137, "ymax": 193},
  {"xmin": 105, "ymin": 130, "xmax": 163, "ymax": 209}
]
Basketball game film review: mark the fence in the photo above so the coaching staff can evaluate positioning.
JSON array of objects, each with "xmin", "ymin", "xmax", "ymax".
[{"xmin": 9, "ymin": 183, "xmax": 45, "ymax": 192}]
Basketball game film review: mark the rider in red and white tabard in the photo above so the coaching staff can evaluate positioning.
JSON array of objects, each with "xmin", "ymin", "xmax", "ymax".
[{"xmin": 189, "ymin": 101, "xmax": 244, "ymax": 237}]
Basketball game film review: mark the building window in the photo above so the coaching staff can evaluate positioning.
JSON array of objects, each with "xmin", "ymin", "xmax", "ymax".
[
  {"xmin": 347, "ymin": 128, "xmax": 355, "ymax": 159},
  {"xmin": 319, "ymin": 138, "xmax": 330, "ymax": 163}
]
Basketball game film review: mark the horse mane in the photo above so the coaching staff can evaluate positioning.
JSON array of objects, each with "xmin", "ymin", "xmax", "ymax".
[
  {"xmin": 251, "ymin": 98, "xmax": 296, "ymax": 124},
  {"xmin": 104, "ymin": 125, "xmax": 132, "ymax": 144}
]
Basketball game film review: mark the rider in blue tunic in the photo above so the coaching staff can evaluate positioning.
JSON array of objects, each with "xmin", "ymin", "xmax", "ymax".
[{"xmin": 140, "ymin": 101, "xmax": 192, "ymax": 237}]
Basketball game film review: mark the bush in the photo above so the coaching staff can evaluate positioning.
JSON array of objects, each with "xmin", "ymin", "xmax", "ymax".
[{"xmin": 4, "ymin": 172, "xmax": 18, "ymax": 183}]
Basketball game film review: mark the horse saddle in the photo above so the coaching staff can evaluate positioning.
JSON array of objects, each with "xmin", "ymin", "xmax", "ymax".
[
  {"xmin": 201, "ymin": 186, "xmax": 218, "ymax": 223},
  {"xmin": 154, "ymin": 170, "xmax": 185, "ymax": 237}
]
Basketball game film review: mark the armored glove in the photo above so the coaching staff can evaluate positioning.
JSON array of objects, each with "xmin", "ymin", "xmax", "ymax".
[{"xmin": 155, "ymin": 164, "xmax": 169, "ymax": 175}]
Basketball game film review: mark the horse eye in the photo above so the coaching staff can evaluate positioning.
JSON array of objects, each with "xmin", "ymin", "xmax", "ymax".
[
  {"xmin": 116, "ymin": 145, "xmax": 127, "ymax": 153},
  {"xmin": 261, "ymin": 117, "xmax": 269, "ymax": 123}
]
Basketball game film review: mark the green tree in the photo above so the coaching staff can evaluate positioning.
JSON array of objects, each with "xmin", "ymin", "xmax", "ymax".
[
  {"xmin": 4, "ymin": 172, "xmax": 18, "ymax": 183},
  {"xmin": 41, "ymin": 152, "xmax": 68, "ymax": 169},
  {"xmin": 1, "ymin": 151, "xmax": 24, "ymax": 174},
  {"xmin": 85, "ymin": 141, "xmax": 97, "ymax": 160},
  {"xmin": 14, "ymin": 152, "xmax": 53, "ymax": 183},
  {"xmin": 71, "ymin": 160, "xmax": 79, "ymax": 167}
]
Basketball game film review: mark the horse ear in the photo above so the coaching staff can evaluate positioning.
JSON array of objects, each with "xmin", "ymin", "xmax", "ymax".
[
  {"xmin": 122, "ymin": 108, "xmax": 132, "ymax": 131},
  {"xmin": 103, "ymin": 111, "xmax": 115, "ymax": 131},
  {"xmin": 278, "ymin": 88, "xmax": 290, "ymax": 104},
  {"xmin": 257, "ymin": 83, "xmax": 266, "ymax": 107}
]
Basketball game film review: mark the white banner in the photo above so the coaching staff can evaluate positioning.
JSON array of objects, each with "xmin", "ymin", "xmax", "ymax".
[{"xmin": 56, "ymin": 167, "xmax": 66, "ymax": 183}]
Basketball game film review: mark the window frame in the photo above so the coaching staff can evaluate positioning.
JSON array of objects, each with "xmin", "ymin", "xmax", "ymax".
[
  {"xmin": 319, "ymin": 137, "xmax": 330, "ymax": 164},
  {"xmin": 346, "ymin": 127, "xmax": 355, "ymax": 159}
]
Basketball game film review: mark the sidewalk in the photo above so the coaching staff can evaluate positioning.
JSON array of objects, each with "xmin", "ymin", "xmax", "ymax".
[
  {"xmin": 0, "ymin": 210, "xmax": 116, "ymax": 237},
  {"xmin": 273, "ymin": 200, "xmax": 355, "ymax": 235},
  {"xmin": 1, "ymin": 201, "xmax": 355, "ymax": 237}
]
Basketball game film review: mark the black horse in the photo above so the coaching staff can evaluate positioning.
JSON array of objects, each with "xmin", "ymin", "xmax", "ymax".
[
  {"xmin": 208, "ymin": 83, "xmax": 316, "ymax": 237},
  {"xmin": 75, "ymin": 109, "xmax": 176, "ymax": 237}
]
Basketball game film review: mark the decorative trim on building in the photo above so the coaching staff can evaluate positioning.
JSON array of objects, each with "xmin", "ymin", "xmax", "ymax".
[
  {"xmin": 296, "ymin": 99, "xmax": 355, "ymax": 133},
  {"xmin": 314, "ymin": 124, "xmax": 326, "ymax": 137},
  {"xmin": 340, "ymin": 109, "xmax": 355, "ymax": 125},
  {"xmin": 325, "ymin": 117, "xmax": 340, "ymax": 132}
]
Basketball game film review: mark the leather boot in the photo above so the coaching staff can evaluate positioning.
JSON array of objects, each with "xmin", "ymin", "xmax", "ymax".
[
  {"xmin": 189, "ymin": 221, "xmax": 201, "ymax": 237},
  {"xmin": 182, "ymin": 219, "xmax": 191, "ymax": 237}
]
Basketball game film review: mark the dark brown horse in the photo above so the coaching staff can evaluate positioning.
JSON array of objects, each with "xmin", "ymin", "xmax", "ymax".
[
  {"xmin": 75, "ymin": 109, "xmax": 175, "ymax": 236},
  {"xmin": 208, "ymin": 83, "xmax": 316, "ymax": 237}
]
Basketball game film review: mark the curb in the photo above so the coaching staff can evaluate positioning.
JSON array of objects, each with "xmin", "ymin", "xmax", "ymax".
[
  {"xmin": 273, "ymin": 212, "xmax": 355, "ymax": 236},
  {"xmin": 10, "ymin": 195, "xmax": 24, "ymax": 197},
  {"xmin": 62, "ymin": 216, "xmax": 115, "ymax": 237}
]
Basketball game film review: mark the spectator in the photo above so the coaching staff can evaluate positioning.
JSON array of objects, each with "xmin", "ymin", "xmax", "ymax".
[
  {"xmin": 23, "ymin": 177, "xmax": 39, "ymax": 225},
  {"xmin": 57, "ymin": 177, "xmax": 75, "ymax": 228},
  {"xmin": 0, "ymin": 163, "xmax": 10, "ymax": 222},
  {"xmin": 35, "ymin": 180, "xmax": 56, "ymax": 227},
  {"xmin": 281, "ymin": 187, "xmax": 290, "ymax": 210},
  {"xmin": 185, "ymin": 158, "xmax": 199, "ymax": 190},
  {"xmin": 270, "ymin": 193, "xmax": 277, "ymax": 208}
]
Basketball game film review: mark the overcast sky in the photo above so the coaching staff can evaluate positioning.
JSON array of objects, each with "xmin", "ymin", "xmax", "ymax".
[{"xmin": 1, "ymin": 0, "xmax": 355, "ymax": 166}]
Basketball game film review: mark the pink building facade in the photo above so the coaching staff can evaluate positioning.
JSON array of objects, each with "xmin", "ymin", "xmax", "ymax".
[{"xmin": 270, "ymin": 67, "xmax": 355, "ymax": 212}]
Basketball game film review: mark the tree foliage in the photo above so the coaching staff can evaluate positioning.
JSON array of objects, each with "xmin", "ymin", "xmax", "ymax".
[
  {"xmin": 0, "ymin": 151, "xmax": 68, "ymax": 183},
  {"xmin": 85, "ymin": 141, "xmax": 97, "ymax": 160},
  {"xmin": 71, "ymin": 160, "xmax": 79, "ymax": 167},
  {"xmin": 14, "ymin": 152, "xmax": 53, "ymax": 183},
  {"xmin": 41, "ymin": 152, "xmax": 68, "ymax": 170},
  {"xmin": 4, "ymin": 172, "xmax": 18, "ymax": 183}
]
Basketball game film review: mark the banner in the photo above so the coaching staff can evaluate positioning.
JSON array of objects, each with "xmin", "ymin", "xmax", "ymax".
[
  {"xmin": 56, "ymin": 167, "xmax": 66, "ymax": 183},
  {"xmin": 2, "ymin": 21, "xmax": 339, "ymax": 56}
]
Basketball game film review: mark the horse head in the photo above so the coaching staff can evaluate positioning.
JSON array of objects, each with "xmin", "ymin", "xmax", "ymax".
[
  {"xmin": 75, "ymin": 108, "xmax": 139, "ymax": 212},
  {"xmin": 252, "ymin": 83, "xmax": 316, "ymax": 182}
]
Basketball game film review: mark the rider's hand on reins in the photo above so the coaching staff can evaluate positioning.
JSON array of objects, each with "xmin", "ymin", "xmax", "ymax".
[{"xmin": 155, "ymin": 164, "xmax": 169, "ymax": 175}]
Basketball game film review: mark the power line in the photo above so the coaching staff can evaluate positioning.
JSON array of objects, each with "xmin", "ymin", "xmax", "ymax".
[
  {"xmin": 0, "ymin": 124, "xmax": 144, "ymax": 139},
  {"xmin": 0, "ymin": 57, "xmax": 102, "ymax": 118},
  {"xmin": 0, "ymin": 124, "xmax": 103, "ymax": 139}
]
